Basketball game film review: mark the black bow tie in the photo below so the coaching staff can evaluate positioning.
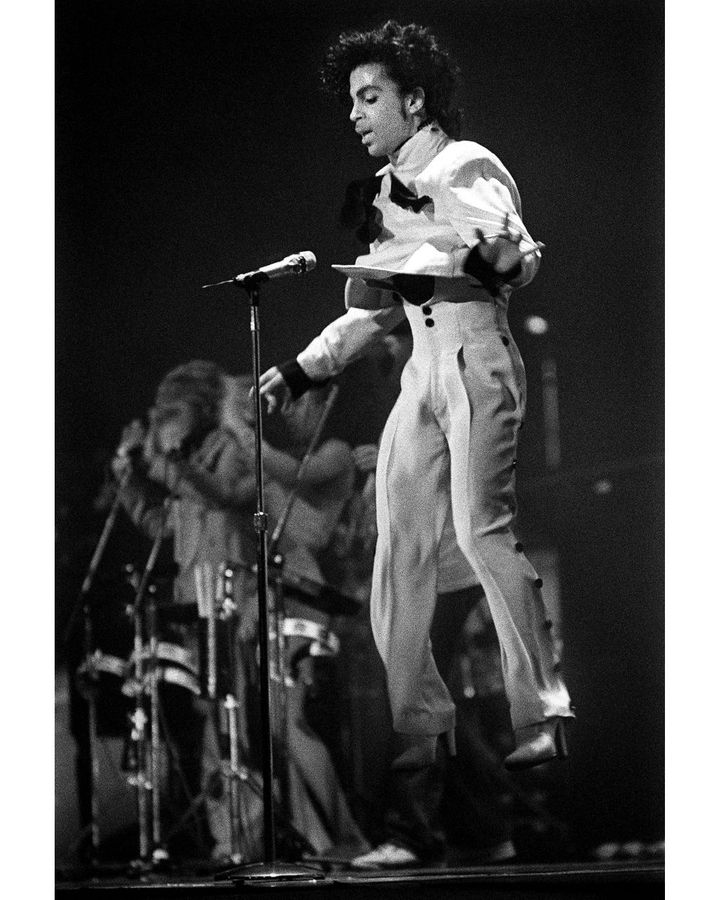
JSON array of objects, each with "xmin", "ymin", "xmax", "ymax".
[
  {"xmin": 388, "ymin": 174, "xmax": 433, "ymax": 213},
  {"xmin": 340, "ymin": 172, "xmax": 433, "ymax": 246}
]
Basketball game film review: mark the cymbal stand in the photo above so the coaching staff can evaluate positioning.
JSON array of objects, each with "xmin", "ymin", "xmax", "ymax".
[
  {"xmin": 213, "ymin": 563, "xmax": 243, "ymax": 864},
  {"xmin": 128, "ymin": 497, "xmax": 172, "ymax": 866},
  {"xmin": 63, "ymin": 466, "xmax": 132, "ymax": 864}
]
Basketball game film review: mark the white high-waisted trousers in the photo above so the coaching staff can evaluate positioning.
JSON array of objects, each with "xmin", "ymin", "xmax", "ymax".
[{"xmin": 370, "ymin": 291, "xmax": 573, "ymax": 736}]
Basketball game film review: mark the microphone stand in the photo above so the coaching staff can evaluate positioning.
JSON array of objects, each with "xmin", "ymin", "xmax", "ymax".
[
  {"xmin": 63, "ymin": 465, "xmax": 133, "ymax": 866},
  {"xmin": 220, "ymin": 274, "xmax": 323, "ymax": 885}
]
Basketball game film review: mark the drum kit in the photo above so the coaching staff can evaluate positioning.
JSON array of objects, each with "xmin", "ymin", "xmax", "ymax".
[
  {"xmin": 72, "ymin": 547, "xmax": 361, "ymax": 867},
  {"xmin": 68, "ymin": 275, "xmax": 361, "ymax": 880}
]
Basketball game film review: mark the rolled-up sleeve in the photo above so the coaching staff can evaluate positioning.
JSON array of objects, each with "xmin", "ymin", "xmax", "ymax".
[
  {"xmin": 297, "ymin": 303, "xmax": 407, "ymax": 381},
  {"xmin": 431, "ymin": 148, "xmax": 541, "ymax": 288}
]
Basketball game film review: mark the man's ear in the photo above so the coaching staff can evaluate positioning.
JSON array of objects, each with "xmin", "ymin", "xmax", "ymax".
[{"xmin": 405, "ymin": 86, "xmax": 426, "ymax": 117}]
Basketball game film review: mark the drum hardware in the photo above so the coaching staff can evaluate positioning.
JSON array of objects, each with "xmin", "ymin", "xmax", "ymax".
[
  {"xmin": 282, "ymin": 618, "xmax": 340, "ymax": 659},
  {"xmin": 232, "ymin": 560, "xmax": 362, "ymax": 619},
  {"xmin": 212, "ymin": 694, "xmax": 319, "ymax": 868},
  {"xmin": 126, "ymin": 495, "xmax": 173, "ymax": 865},
  {"xmin": 123, "ymin": 642, "xmax": 202, "ymax": 698},
  {"xmin": 193, "ymin": 559, "xmax": 258, "ymax": 862},
  {"xmin": 223, "ymin": 694, "xmax": 246, "ymax": 864},
  {"xmin": 195, "ymin": 561, "xmax": 244, "ymax": 701},
  {"xmin": 77, "ymin": 649, "xmax": 129, "ymax": 687},
  {"xmin": 212, "ymin": 562, "xmax": 266, "ymax": 863},
  {"xmin": 125, "ymin": 707, "xmax": 151, "ymax": 790},
  {"xmin": 195, "ymin": 562, "xmax": 218, "ymax": 700},
  {"xmin": 281, "ymin": 618, "xmax": 340, "ymax": 687},
  {"xmin": 62, "ymin": 466, "xmax": 134, "ymax": 863},
  {"xmin": 218, "ymin": 565, "xmax": 241, "ymax": 620}
]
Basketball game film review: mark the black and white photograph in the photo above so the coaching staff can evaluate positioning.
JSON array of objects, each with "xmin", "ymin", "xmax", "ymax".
[{"xmin": 11, "ymin": 0, "xmax": 684, "ymax": 894}]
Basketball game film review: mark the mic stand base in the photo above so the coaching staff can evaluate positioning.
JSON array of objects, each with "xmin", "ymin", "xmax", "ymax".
[{"xmin": 222, "ymin": 861, "xmax": 325, "ymax": 885}]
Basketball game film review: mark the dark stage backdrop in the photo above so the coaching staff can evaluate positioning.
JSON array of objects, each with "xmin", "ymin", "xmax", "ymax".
[{"xmin": 56, "ymin": 0, "xmax": 663, "ymax": 855}]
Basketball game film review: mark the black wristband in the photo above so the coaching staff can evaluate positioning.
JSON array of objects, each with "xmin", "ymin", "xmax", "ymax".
[
  {"xmin": 277, "ymin": 359, "xmax": 329, "ymax": 400},
  {"xmin": 463, "ymin": 244, "xmax": 522, "ymax": 296}
]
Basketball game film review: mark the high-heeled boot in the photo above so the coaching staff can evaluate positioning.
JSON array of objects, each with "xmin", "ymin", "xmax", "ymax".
[{"xmin": 503, "ymin": 717, "xmax": 569, "ymax": 772}]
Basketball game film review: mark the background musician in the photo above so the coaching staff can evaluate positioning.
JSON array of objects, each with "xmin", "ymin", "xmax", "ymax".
[
  {"xmin": 221, "ymin": 378, "xmax": 370, "ymax": 860},
  {"xmin": 111, "ymin": 359, "xmax": 255, "ymax": 860}
]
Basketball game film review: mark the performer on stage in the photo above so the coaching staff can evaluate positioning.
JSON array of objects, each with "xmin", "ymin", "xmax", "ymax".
[
  {"xmin": 258, "ymin": 20, "xmax": 573, "ymax": 780},
  {"xmin": 336, "ymin": 438, "xmax": 518, "ymax": 870},
  {"xmin": 221, "ymin": 378, "xmax": 370, "ymax": 860},
  {"xmin": 112, "ymin": 359, "xmax": 256, "ymax": 859}
]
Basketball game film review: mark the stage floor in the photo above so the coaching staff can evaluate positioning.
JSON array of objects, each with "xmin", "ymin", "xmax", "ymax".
[{"xmin": 56, "ymin": 859, "xmax": 664, "ymax": 899}]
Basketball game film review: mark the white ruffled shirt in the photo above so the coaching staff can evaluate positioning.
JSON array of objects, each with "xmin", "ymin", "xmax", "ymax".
[
  {"xmin": 335, "ymin": 121, "xmax": 539, "ymax": 288},
  {"xmin": 298, "ymin": 123, "xmax": 540, "ymax": 382}
]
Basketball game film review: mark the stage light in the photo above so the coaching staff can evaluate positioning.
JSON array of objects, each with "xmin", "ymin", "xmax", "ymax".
[{"xmin": 524, "ymin": 315, "xmax": 549, "ymax": 336}]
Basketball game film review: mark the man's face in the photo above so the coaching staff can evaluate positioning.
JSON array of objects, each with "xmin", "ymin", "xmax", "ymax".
[
  {"xmin": 150, "ymin": 401, "xmax": 198, "ymax": 455},
  {"xmin": 349, "ymin": 63, "xmax": 420, "ymax": 158}
]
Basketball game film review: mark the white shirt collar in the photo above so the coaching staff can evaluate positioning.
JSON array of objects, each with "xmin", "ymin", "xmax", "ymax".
[{"xmin": 375, "ymin": 122, "xmax": 451, "ymax": 178}]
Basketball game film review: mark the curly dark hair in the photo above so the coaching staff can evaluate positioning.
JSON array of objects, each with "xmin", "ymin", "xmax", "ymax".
[{"xmin": 321, "ymin": 20, "xmax": 463, "ymax": 138}]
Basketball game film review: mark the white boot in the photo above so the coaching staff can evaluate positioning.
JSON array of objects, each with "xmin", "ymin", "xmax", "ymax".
[{"xmin": 504, "ymin": 717, "xmax": 569, "ymax": 771}]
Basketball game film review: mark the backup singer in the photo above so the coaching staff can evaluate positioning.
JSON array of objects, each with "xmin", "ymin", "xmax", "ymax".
[
  {"xmin": 112, "ymin": 359, "xmax": 256, "ymax": 859},
  {"xmin": 258, "ymin": 21, "xmax": 573, "ymax": 777}
]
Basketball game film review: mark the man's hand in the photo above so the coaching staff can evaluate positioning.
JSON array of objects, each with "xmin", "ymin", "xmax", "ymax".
[
  {"xmin": 257, "ymin": 366, "xmax": 292, "ymax": 415},
  {"xmin": 476, "ymin": 213, "xmax": 545, "ymax": 274},
  {"xmin": 111, "ymin": 419, "xmax": 146, "ymax": 479}
]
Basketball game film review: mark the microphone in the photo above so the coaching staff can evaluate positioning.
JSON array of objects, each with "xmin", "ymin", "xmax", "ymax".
[
  {"xmin": 115, "ymin": 419, "xmax": 146, "ymax": 464},
  {"xmin": 202, "ymin": 251, "xmax": 317, "ymax": 289}
]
